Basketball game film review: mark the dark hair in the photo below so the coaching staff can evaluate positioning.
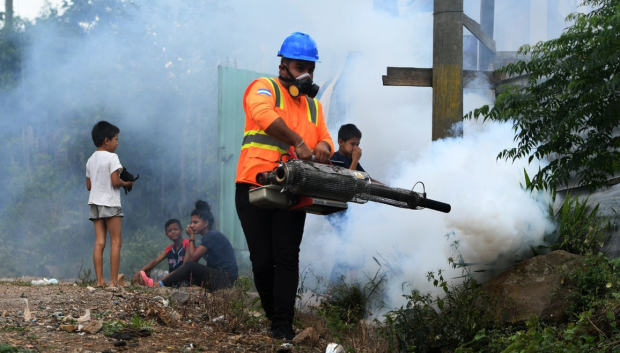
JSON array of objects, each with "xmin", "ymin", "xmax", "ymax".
[
  {"xmin": 191, "ymin": 200, "xmax": 215, "ymax": 229},
  {"xmin": 164, "ymin": 219, "xmax": 182, "ymax": 230},
  {"xmin": 281, "ymin": 58, "xmax": 292, "ymax": 65},
  {"xmin": 91, "ymin": 121, "xmax": 120, "ymax": 147},
  {"xmin": 338, "ymin": 123, "xmax": 362, "ymax": 142}
]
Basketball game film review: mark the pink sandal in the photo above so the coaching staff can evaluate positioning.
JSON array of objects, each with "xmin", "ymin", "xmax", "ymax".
[{"xmin": 139, "ymin": 271, "xmax": 154, "ymax": 287}]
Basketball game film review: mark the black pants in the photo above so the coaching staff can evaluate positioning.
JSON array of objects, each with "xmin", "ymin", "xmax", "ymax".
[
  {"xmin": 161, "ymin": 261, "xmax": 235, "ymax": 291},
  {"xmin": 235, "ymin": 183, "xmax": 306, "ymax": 326}
]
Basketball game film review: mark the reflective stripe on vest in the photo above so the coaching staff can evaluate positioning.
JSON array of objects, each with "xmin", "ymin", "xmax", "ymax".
[
  {"xmin": 305, "ymin": 96, "xmax": 318, "ymax": 125},
  {"xmin": 241, "ymin": 130, "xmax": 289, "ymax": 154},
  {"xmin": 265, "ymin": 78, "xmax": 284, "ymax": 109}
]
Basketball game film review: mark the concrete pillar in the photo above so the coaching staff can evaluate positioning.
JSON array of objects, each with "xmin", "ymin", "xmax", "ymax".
[{"xmin": 479, "ymin": 0, "xmax": 495, "ymax": 71}]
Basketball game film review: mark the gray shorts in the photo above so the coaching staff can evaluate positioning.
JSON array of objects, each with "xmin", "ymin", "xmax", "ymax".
[
  {"xmin": 149, "ymin": 269, "xmax": 169, "ymax": 282},
  {"xmin": 89, "ymin": 205, "xmax": 124, "ymax": 221}
]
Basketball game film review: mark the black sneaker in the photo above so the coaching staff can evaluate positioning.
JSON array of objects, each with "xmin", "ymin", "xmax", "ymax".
[{"xmin": 269, "ymin": 324, "xmax": 296, "ymax": 341}]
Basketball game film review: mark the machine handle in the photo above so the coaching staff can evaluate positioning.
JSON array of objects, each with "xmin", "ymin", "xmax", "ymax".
[{"xmin": 419, "ymin": 197, "xmax": 451, "ymax": 213}]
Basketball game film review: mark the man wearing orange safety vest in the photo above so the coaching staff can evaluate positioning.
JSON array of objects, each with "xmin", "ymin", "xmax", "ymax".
[{"xmin": 235, "ymin": 32, "xmax": 334, "ymax": 341}]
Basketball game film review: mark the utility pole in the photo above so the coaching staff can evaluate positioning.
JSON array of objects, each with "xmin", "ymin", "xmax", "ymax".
[
  {"xmin": 3, "ymin": 0, "xmax": 13, "ymax": 30},
  {"xmin": 432, "ymin": 0, "xmax": 463, "ymax": 140},
  {"xmin": 479, "ymin": 0, "xmax": 495, "ymax": 71}
]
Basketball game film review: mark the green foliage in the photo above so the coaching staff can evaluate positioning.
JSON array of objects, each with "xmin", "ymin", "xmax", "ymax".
[
  {"xmin": 466, "ymin": 0, "xmax": 620, "ymax": 191},
  {"xmin": 230, "ymin": 276, "xmax": 262, "ymax": 326},
  {"xmin": 455, "ymin": 253, "xmax": 620, "ymax": 353},
  {"xmin": 318, "ymin": 282, "xmax": 367, "ymax": 344},
  {"xmin": 550, "ymin": 194, "xmax": 612, "ymax": 255},
  {"xmin": 319, "ymin": 282, "xmax": 366, "ymax": 325},
  {"xmin": 382, "ymin": 263, "xmax": 492, "ymax": 353},
  {"xmin": 128, "ymin": 313, "xmax": 154, "ymax": 330},
  {"xmin": 102, "ymin": 320, "xmax": 125, "ymax": 336},
  {"xmin": 566, "ymin": 253, "xmax": 620, "ymax": 317},
  {"xmin": 0, "ymin": 344, "xmax": 37, "ymax": 353},
  {"xmin": 0, "ymin": 31, "xmax": 23, "ymax": 92}
]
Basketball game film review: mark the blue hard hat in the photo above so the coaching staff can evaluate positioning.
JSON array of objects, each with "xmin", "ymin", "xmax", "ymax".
[{"xmin": 277, "ymin": 32, "xmax": 320, "ymax": 62}]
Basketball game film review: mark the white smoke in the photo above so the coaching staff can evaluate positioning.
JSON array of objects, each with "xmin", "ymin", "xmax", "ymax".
[{"xmin": 1, "ymin": 0, "xmax": 579, "ymax": 303}]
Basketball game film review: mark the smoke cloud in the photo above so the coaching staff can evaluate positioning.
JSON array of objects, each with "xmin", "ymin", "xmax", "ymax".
[{"xmin": 0, "ymin": 0, "xmax": 582, "ymax": 309}]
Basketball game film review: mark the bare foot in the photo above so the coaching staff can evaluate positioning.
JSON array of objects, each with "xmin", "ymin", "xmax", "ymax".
[{"xmin": 96, "ymin": 281, "xmax": 107, "ymax": 288}]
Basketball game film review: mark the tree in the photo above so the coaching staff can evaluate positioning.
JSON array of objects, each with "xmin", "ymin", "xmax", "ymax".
[{"xmin": 467, "ymin": 0, "xmax": 620, "ymax": 191}]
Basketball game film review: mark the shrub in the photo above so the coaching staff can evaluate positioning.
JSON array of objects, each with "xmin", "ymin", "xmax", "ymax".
[
  {"xmin": 550, "ymin": 194, "xmax": 613, "ymax": 256},
  {"xmin": 382, "ymin": 263, "xmax": 492, "ymax": 353}
]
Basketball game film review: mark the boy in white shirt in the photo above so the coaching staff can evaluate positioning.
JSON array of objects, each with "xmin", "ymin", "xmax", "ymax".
[{"xmin": 86, "ymin": 121, "xmax": 135, "ymax": 287}]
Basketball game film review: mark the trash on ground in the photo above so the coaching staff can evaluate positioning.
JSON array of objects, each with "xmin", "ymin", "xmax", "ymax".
[
  {"xmin": 76, "ymin": 309, "xmax": 91, "ymax": 323},
  {"xmin": 31, "ymin": 278, "xmax": 59, "ymax": 285},
  {"xmin": 326, "ymin": 343, "xmax": 345, "ymax": 353},
  {"xmin": 23, "ymin": 299, "xmax": 31, "ymax": 321}
]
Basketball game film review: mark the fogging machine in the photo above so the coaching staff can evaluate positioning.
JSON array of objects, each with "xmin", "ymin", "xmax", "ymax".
[{"xmin": 248, "ymin": 158, "xmax": 451, "ymax": 215}]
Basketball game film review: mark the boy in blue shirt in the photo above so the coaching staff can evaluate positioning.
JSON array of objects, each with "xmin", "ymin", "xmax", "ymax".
[
  {"xmin": 132, "ymin": 219, "xmax": 190, "ymax": 283},
  {"xmin": 328, "ymin": 124, "xmax": 378, "ymax": 283},
  {"xmin": 330, "ymin": 123, "xmax": 365, "ymax": 172}
]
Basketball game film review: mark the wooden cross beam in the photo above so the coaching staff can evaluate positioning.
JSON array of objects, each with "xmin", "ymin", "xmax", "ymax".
[
  {"xmin": 382, "ymin": 67, "xmax": 529, "ymax": 95},
  {"xmin": 382, "ymin": 0, "xmax": 502, "ymax": 141}
]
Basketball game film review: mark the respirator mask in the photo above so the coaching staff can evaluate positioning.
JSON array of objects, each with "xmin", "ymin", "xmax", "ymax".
[{"xmin": 280, "ymin": 66, "xmax": 320, "ymax": 98}]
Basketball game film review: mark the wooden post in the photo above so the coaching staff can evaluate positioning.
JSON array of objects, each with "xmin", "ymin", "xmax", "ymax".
[
  {"xmin": 479, "ymin": 0, "xmax": 495, "ymax": 71},
  {"xmin": 432, "ymin": 0, "xmax": 463, "ymax": 140}
]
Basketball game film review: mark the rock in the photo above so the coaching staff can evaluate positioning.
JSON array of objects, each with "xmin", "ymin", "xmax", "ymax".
[
  {"xmin": 482, "ymin": 250, "xmax": 583, "ymax": 323},
  {"xmin": 293, "ymin": 327, "xmax": 318, "ymax": 345},
  {"xmin": 81, "ymin": 320, "xmax": 103, "ymax": 334},
  {"xmin": 113, "ymin": 340, "xmax": 127, "ymax": 347},
  {"xmin": 170, "ymin": 291, "xmax": 190, "ymax": 304},
  {"xmin": 59, "ymin": 324, "xmax": 78, "ymax": 332},
  {"xmin": 158, "ymin": 310, "xmax": 181, "ymax": 325}
]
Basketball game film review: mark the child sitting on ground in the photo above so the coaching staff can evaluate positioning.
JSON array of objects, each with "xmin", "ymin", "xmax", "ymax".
[
  {"xmin": 137, "ymin": 200, "xmax": 238, "ymax": 290},
  {"xmin": 132, "ymin": 219, "xmax": 189, "ymax": 284},
  {"xmin": 86, "ymin": 121, "xmax": 135, "ymax": 287}
]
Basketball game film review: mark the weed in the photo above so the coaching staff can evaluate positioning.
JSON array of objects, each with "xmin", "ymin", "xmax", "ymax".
[
  {"xmin": 0, "ymin": 278, "xmax": 31, "ymax": 286},
  {"xmin": 382, "ymin": 256, "xmax": 492, "ymax": 353},
  {"xmin": 128, "ymin": 313, "xmax": 154, "ymax": 330},
  {"xmin": 0, "ymin": 344, "xmax": 36, "ymax": 353},
  {"xmin": 230, "ymin": 276, "xmax": 263, "ymax": 327},
  {"xmin": 549, "ymin": 194, "xmax": 613, "ymax": 256},
  {"xmin": 566, "ymin": 253, "xmax": 620, "ymax": 317},
  {"xmin": 102, "ymin": 320, "xmax": 125, "ymax": 336},
  {"xmin": 0, "ymin": 326, "xmax": 26, "ymax": 332},
  {"xmin": 75, "ymin": 261, "xmax": 96, "ymax": 287}
]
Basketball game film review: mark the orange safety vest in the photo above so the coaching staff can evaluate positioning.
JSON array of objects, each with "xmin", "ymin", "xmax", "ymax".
[{"xmin": 235, "ymin": 77, "xmax": 334, "ymax": 186}]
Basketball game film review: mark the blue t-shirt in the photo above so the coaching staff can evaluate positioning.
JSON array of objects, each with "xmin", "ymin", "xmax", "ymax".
[
  {"xmin": 199, "ymin": 230, "xmax": 238, "ymax": 279},
  {"xmin": 164, "ymin": 239, "xmax": 190, "ymax": 273},
  {"xmin": 330, "ymin": 151, "xmax": 365, "ymax": 172}
]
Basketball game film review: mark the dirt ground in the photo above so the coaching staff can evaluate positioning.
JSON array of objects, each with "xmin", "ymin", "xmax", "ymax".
[{"xmin": 0, "ymin": 280, "xmax": 325, "ymax": 353}]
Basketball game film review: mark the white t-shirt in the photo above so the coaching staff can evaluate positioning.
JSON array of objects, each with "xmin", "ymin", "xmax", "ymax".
[{"xmin": 86, "ymin": 151, "xmax": 123, "ymax": 207}]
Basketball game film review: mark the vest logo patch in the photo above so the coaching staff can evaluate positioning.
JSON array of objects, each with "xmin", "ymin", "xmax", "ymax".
[{"xmin": 257, "ymin": 89, "xmax": 272, "ymax": 97}]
